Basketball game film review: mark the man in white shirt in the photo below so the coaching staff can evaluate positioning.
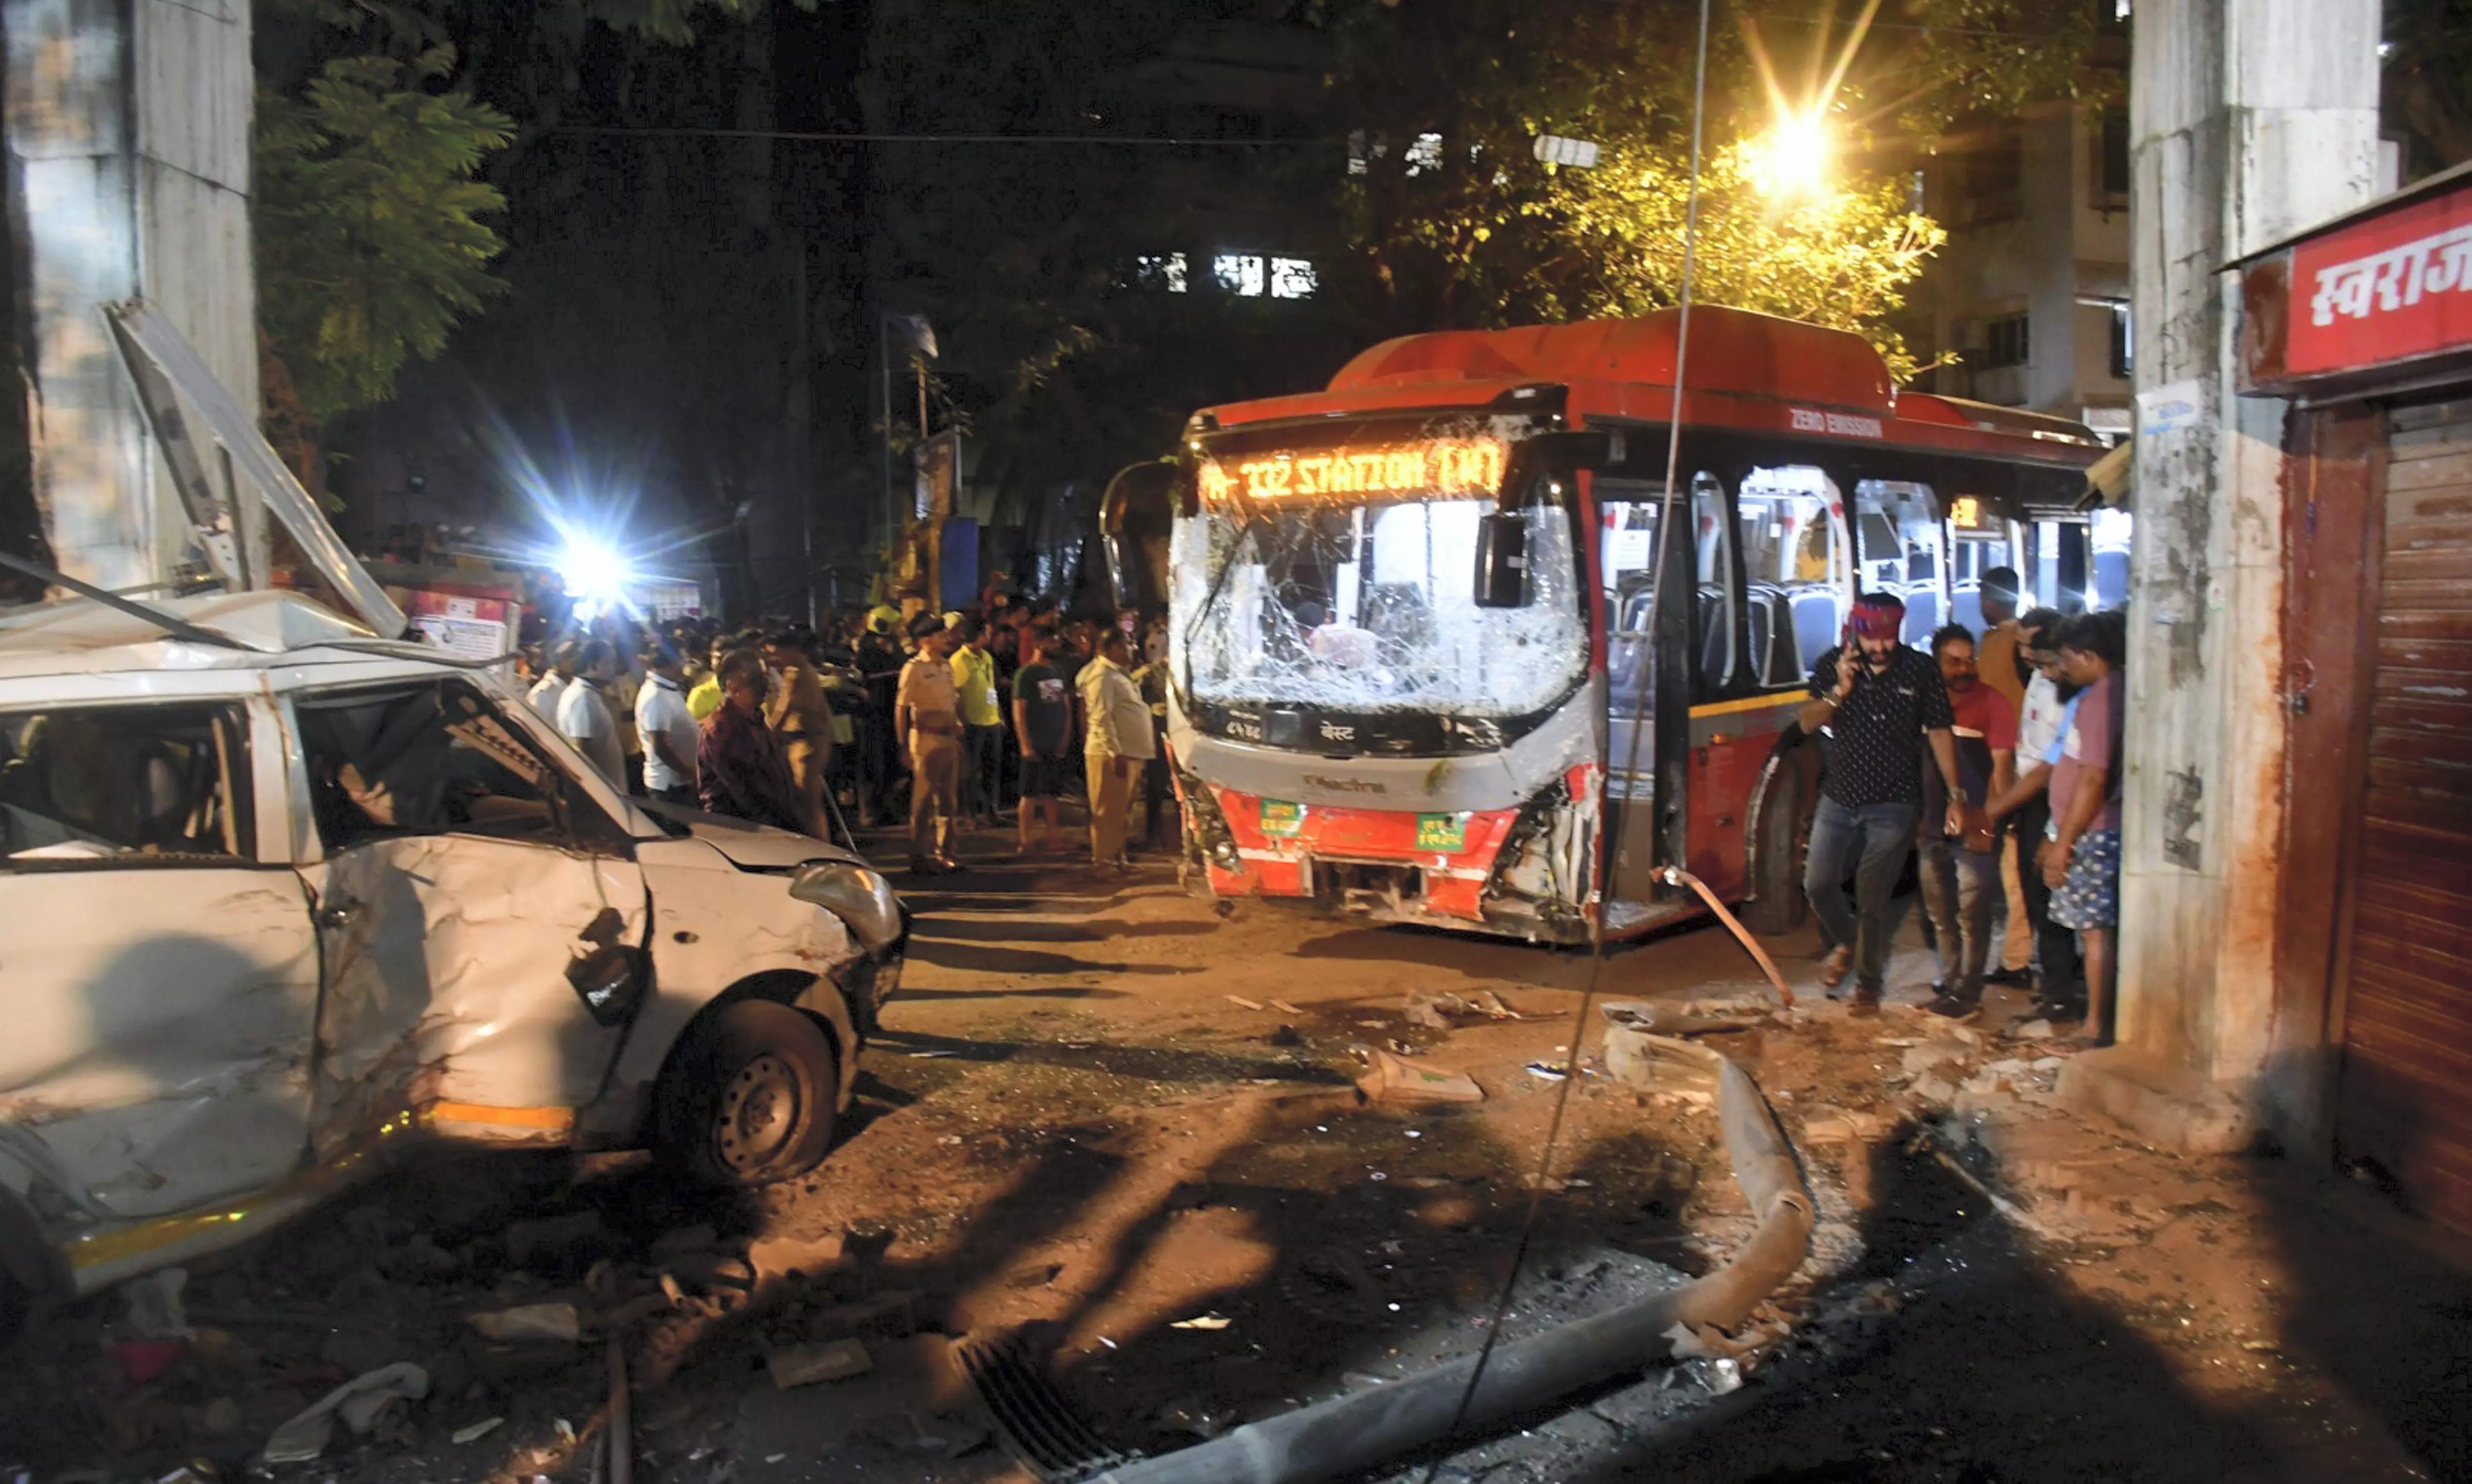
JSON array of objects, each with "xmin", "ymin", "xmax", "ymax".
[
  {"xmin": 634, "ymin": 643, "xmax": 699, "ymax": 806},
  {"xmin": 556, "ymin": 639, "xmax": 627, "ymax": 787},
  {"xmin": 1986, "ymin": 609, "xmax": 2083, "ymax": 1019},
  {"xmin": 526, "ymin": 640, "xmax": 580, "ymax": 722},
  {"xmin": 1078, "ymin": 626, "xmax": 1156, "ymax": 870}
]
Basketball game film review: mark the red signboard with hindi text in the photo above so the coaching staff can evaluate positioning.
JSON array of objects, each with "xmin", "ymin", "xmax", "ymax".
[{"xmin": 2286, "ymin": 178, "xmax": 2472, "ymax": 381}]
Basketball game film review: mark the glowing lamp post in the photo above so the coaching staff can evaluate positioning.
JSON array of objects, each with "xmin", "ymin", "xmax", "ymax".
[
  {"xmin": 558, "ymin": 534, "xmax": 631, "ymax": 621},
  {"xmin": 1744, "ymin": 111, "xmax": 1834, "ymax": 202}
]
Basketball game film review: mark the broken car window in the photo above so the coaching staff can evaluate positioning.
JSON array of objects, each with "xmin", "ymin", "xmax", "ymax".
[
  {"xmin": 0, "ymin": 703, "xmax": 251, "ymax": 865},
  {"xmin": 294, "ymin": 681, "xmax": 586, "ymax": 851}
]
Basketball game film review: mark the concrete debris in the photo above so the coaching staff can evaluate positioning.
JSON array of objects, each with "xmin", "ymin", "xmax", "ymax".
[
  {"xmin": 1169, "ymin": 1313, "xmax": 1232, "ymax": 1331},
  {"xmin": 664, "ymin": 1252, "xmax": 755, "ymax": 1292},
  {"xmin": 749, "ymin": 1230, "xmax": 847, "ymax": 1283},
  {"xmin": 1600, "ymin": 1014, "xmax": 1725, "ymax": 1092},
  {"xmin": 1354, "ymin": 1049, "xmax": 1485, "ymax": 1105},
  {"xmin": 120, "ymin": 1268, "xmax": 194, "ymax": 1341},
  {"xmin": 767, "ymin": 1338, "xmax": 875, "ymax": 1389},
  {"xmin": 468, "ymin": 1302, "xmax": 581, "ymax": 1343},
  {"xmin": 1799, "ymin": 1107, "xmax": 1893, "ymax": 1143},
  {"xmin": 1225, "ymin": 995, "xmax": 1267, "ymax": 1011},
  {"xmin": 1271, "ymin": 999, "xmax": 1304, "ymax": 1014},
  {"xmin": 1901, "ymin": 1044, "xmax": 1960, "ymax": 1078},
  {"xmin": 262, "ymin": 1361, "xmax": 428, "ymax": 1463},
  {"xmin": 450, "ymin": 1416, "xmax": 505, "ymax": 1445},
  {"xmin": 1910, "ymin": 1073, "xmax": 1960, "ymax": 1105},
  {"xmin": 1403, "ymin": 991, "xmax": 1524, "ymax": 1029},
  {"xmin": 2012, "ymin": 1018, "xmax": 2057, "ymax": 1040}
]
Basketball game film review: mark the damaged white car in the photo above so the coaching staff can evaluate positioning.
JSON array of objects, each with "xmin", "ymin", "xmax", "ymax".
[{"xmin": 0, "ymin": 590, "xmax": 906, "ymax": 1335}]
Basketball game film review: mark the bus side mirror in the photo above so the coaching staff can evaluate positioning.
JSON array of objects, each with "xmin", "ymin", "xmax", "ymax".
[{"xmin": 1473, "ymin": 511, "xmax": 1531, "ymax": 608}]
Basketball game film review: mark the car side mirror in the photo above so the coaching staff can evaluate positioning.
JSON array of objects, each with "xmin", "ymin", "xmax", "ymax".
[
  {"xmin": 566, "ymin": 944, "xmax": 647, "ymax": 1026},
  {"xmin": 1473, "ymin": 511, "xmax": 1531, "ymax": 608}
]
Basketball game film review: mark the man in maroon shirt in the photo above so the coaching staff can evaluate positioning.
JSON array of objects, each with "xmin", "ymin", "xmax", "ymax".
[
  {"xmin": 697, "ymin": 648, "xmax": 806, "ymax": 833},
  {"xmin": 1918, "ymin": 625, "xmax": 2018, "ymax": 1020}
]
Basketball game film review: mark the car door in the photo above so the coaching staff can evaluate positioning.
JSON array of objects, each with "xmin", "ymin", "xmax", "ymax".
[
  {"xmin": 286, "ymin": 676, "xmax": 650, "ymax": 1153},
  {"xmin": 0, "ymin": 696, "xmax": 320, "ymax": 1218}
]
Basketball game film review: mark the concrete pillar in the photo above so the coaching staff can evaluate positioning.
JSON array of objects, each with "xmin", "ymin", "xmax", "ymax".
[
  {"xmin": 3, "ymin": 0, "xmax": 258, "ymax": 591},
  {"xmin": 2109, "ymin": 0, "xmax": 2379, "ymax": 1117}
]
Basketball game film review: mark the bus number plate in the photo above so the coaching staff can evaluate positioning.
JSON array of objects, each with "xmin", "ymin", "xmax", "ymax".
[
  {"xmin": 1261, "ymin": 800, "xmax": 1305, "ymax": 838},
  {"xmin": 1415, "ymin": 814, "xmax": 1467, "ymax": 852}
]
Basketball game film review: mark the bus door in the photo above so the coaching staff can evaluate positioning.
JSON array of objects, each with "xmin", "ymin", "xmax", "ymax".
[{"xmin": 1598, "ymin": 476, "xmax": 1708, "ymax": 927}]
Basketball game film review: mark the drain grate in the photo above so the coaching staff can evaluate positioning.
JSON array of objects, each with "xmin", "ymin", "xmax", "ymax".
[{"xmin": 957, "ymin": 1332, "xmax": 1141, "ymax": 1482}]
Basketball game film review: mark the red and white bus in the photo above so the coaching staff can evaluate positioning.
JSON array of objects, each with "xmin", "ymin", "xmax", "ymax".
[{"xmin": 1127, "ymin": 306, "xmax": 2107, "ymax": 943}]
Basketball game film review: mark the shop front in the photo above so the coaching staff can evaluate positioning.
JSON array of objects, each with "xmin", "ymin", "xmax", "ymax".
[{"xmin": 2242, "ymin": 161, "xmax": 2472, "ymax": 1234}]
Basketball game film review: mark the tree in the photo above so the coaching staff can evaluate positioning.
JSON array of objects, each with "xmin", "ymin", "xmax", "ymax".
[
  {"xmin": 1326, "ymin": 5, "xmax": 1903, "ymax": 369},
  {"xmin": 255, "ymin": 50, "xmax": 513, "ymax": 424},
  {"xmin": 252, "ymin": 0, "xmax": 813, "ymax": 476},
  {"xmin": 1319, "ymin": 0, "xmax": 2132, "ymax": 375}
]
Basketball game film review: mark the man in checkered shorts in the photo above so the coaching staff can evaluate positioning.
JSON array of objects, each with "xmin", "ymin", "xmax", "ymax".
[{"xmin": 2043, "ymin": 612, "xmax": 2125, "ymax": 1047}]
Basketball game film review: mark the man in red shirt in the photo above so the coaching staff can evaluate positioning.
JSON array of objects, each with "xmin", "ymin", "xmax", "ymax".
[{"xmin": 1920, "ymin": 625, "xmax": 2018, "ymax": 1019}]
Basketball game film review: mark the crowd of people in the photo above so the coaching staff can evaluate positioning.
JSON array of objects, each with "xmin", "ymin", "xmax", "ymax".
[
  {"xmin": 1798, "ymin": 568, "xmax": 2128, "ymax": 1046},
  {"xmin": 509, "ymin": 588, "xmax": 1180, "ymax": 877}
]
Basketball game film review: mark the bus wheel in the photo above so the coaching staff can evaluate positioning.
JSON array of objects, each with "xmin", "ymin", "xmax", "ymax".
[{"xmin": 1741, "ymin": 763, "xmax": 1809, "ymax": 935}]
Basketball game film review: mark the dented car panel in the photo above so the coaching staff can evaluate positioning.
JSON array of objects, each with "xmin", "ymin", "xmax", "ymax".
[
  {"xmin": 0, "ymin": 871, "xmax": 320, "ymax": 1220},
  {"xmin": 0, "ymin": 592, "xmax": 904, "ymax": 1302},
  {"xmin": 302, "ymin": 834, "xmax": 653, "ymax": 1152}
]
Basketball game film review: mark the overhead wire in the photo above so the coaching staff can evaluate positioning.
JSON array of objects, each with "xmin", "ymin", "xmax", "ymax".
[
  {"xmin": 1411, "ymin": 0, "xmax": 1716, "ymax": 1474},
  {"xmin": 544, "ymin": 125, "xmax": 1325, "ymax": 147}
]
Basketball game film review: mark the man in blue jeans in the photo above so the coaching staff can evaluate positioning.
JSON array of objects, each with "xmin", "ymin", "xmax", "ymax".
[{"xmin": 1797, "ymin": 592, "xmax": 1966, "ymax": 1013}]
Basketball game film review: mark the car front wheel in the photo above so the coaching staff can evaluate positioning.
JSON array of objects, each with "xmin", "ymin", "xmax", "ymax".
[{"xmin": 660, "ymin": 1000, "xmax": 841, "ymax": 1187}]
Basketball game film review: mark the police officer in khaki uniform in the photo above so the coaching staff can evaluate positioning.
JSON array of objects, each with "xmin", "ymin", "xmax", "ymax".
[
  {"xmin": 895, "ymin": 614, "xmax": 963, "ymax": 874},
  {"xmin": 763, "ymin": 628, "xmax": 834, "ymax": 839}
]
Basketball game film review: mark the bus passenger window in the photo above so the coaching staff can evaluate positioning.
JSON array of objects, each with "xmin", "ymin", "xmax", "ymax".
[
  {"xmin": 1857, "ymin": 482, "xmax": 1945, "ymax": 643},
  {"xmin": 1737, "ymin": 469, "xmax": 1843, "ymax": 686}
]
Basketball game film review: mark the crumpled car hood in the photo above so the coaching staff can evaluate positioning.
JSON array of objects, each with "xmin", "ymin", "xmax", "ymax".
[{"xmin": 637, "ymin": 801, "xmax": 865, "ymax": 872}]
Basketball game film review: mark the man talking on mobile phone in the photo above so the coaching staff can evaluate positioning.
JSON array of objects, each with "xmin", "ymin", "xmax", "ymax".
[{"xmin": 1796, "ymin": 591, "xmax": 1963, "ymax": 1014}]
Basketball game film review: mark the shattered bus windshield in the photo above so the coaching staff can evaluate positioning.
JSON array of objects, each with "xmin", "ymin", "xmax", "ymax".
[{"xmin": 1176, "ymin": 495, "xmax": 1585, "ymax": 719}]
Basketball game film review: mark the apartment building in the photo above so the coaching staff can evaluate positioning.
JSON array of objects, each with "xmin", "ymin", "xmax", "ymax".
[{"xmin": 1914, "ymin": 102, "xmax": 2136, "ymax": 441}]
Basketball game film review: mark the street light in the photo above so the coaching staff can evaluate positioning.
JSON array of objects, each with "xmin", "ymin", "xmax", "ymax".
[
  {"xmin": 881, "ymin": 313, "xmax": 939, "ymax": 551},
  {"xmin": 1743, "ymin": 108, "xmax": 1833, "ymax": 202},
  {"xmin": 557, "ymin": 533, "xmax": 631, "ymax": 621}
]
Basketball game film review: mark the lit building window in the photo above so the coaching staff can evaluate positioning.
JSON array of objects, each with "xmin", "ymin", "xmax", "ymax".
[
  {"xmin": 1137, "ymin": 252, "xmax": 1188, "ymax": 292},
  {"xmin": 1270, "ymin": 257, "xmax": 1318, "ymax": 300},
  {"xmin": 1214, "ymin": 253, "xmax": 1265, "ymax": 297},
  {"xmin": 1405, "ymin": 131, "xmax": 1444, "ymax": 177},
  {"xmin": 1347, "ymin": 130, "xmax": 1371, "ymax": 177}
]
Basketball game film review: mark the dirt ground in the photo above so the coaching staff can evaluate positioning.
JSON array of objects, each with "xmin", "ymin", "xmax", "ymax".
[{"xmin": 5, "ymin": 829, "xmax": 2470, "ymax": 1484}]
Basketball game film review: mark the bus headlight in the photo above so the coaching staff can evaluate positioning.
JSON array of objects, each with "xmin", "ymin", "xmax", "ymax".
[
  {"xmin": 1175, "ymin": 765, "xmax": 1244, "ymax": 872},
  {"xmin": 789, "ymin": 861, "xmax": 902, "ymax": 953}
]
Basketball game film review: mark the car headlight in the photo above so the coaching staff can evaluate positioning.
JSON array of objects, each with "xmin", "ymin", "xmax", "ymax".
[{"xmin": 789, "ymin": 861, "xmax": 902, "ymax": 954}]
